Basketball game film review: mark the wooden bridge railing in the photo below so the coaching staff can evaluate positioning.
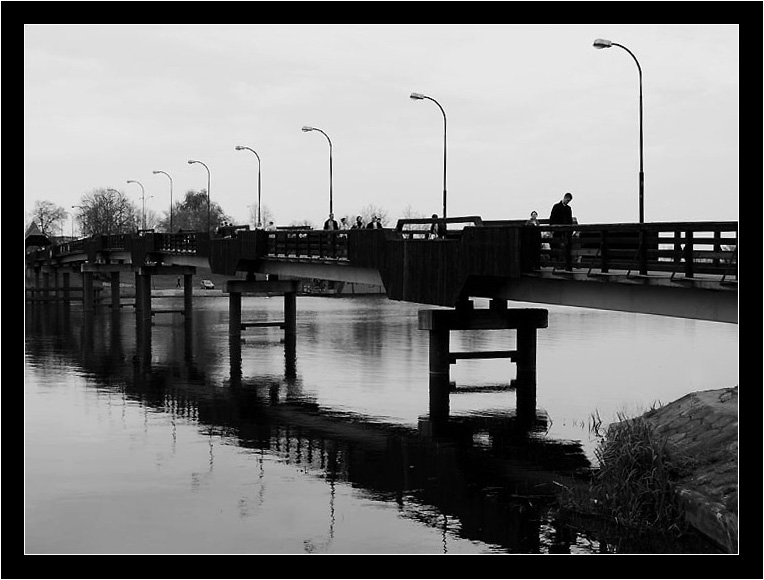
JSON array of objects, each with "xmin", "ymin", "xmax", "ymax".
[
  {"xmin": 34, "ymin": 220, "xmax": 737, "ymax": 285},
  {"xmin": 267, "ymin": 230, "xmax": 349, "ymax": 260},
  {"xmin": 526, "ymin": 221, "xmax": 737, "ymax": 280}
]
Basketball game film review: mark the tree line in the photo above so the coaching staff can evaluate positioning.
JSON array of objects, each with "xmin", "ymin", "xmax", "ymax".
[{"xmin": 28, "ymin": 188, "xmax": 428, "ymax": 239}]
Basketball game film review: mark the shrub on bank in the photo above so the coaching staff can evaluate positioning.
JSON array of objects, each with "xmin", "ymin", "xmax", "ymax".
[{"xmin": 554, "ymin": 411, "xmax": 698, "ymax": 547}]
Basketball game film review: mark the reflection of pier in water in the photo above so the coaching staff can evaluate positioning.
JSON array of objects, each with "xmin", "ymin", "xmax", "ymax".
[{"xmin": 26, "ymin": 303, "xmax": 594, "ymax": 553}]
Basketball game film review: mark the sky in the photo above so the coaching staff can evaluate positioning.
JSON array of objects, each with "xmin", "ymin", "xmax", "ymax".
[{"xmin": 24, "ymin": 24, "xmax": 739, "ymax": 231}]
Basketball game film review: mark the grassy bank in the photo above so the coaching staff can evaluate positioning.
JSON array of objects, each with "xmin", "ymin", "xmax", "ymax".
[{"xmin": 550, "ymin": 410, "xmax": 716, "ymax": 552}]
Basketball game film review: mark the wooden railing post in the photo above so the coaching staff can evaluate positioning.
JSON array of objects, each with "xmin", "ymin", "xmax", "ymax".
[
  {"xmin": 638, "ymin": 227, "xmax": 648, "ymax": 275},
  {"xmin": 684, "ymin": 230, "xmax": 694, "ymax": 278}
]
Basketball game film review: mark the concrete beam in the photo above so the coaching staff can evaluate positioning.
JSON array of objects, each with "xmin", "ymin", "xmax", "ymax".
[
  {"xmin": 225, "ymin": 279, "xmax": 300, "ymax": 294},
  {"xmin": 81, "ymin": 263, "xmax": 136, "ymax": 273},
  {"xmin": 418, "ymin": 308, "xmax": 548, "ymax": 331},
  {"xmin": 256, "ymin": 260, "xmax": 384, "ymax": 286},
  {"xmin": 488, "ymin": 276, "xmax": 738, "ymax": 324},
  {"xmin": 137, "ymin": 264, "xmax": 197, "ymax": 276}
]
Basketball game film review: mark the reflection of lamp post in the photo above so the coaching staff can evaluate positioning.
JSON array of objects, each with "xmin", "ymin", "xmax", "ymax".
[
  {"xmin": 127, "ymin": 180, "xmax": 147, "ymax": 230},
  {"xmin": 235, "ymin": 145, "xmax": 262, "ymax": 228},
  {"xmin": 410, "ymin": 92, "xmax": 447, "ymax": 220},
  {"xmin": 152, "ymin": 170, "xmax": 173, "ymax": 233},
  {"xmin": 301, "ymin": 126, "xmax": 333, "ymax": 216},
  {"xmin": 593, "ymin": 38, "xmax": 644, "ymax": 224},
  {"xmin": 188, "ymin": 159, "xmax": 211, "ymax": 233}
]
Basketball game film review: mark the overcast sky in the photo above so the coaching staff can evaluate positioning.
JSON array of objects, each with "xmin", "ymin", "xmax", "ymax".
[{"xmin": 24, "ymin": 24, "xmax": 739, "ymax": 230}]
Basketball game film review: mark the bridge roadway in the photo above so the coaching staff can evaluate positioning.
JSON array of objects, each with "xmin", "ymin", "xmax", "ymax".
[{"xmin": 26, "ymin": 217, "xmax": 738, "ymax": 323}]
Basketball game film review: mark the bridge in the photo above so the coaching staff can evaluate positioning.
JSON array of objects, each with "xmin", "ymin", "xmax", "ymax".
[{"xmin": 26, "ymin": 218, "xmax": 738, "ymax": 324}]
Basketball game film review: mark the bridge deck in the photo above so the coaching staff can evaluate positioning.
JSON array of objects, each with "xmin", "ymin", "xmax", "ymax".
[{"xmin": 26, "ymin": 219, "xmax": 737, "ymax": 322}]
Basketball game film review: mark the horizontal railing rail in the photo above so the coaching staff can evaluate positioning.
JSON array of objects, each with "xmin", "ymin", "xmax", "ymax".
[{"xmin": 29, "ymin": 220, "xmax": 737, "ymax": 284}]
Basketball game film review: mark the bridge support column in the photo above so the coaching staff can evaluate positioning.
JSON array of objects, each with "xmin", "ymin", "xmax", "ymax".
[
  {"xmin": 229, "ymin": 292, "xmax": 242, "ymax": 335},
  {"xmin": 135, "ymin": 272, "xmax": 143, "ymax": 315},
  {"xmin": 225, "ymin": 279, "xmax": 300, "ymax": 345},
  {"xmin": 83, "ymin": 271, "xmax": 94, "ymax": 312},
  {"xmin": 42, "ymin": 271, "xmax": 51, "ymax": 301},
  {"xmin": 428, "ymin": 329, "xmax": 451, "ymax": 421},
  {"xmin": 111, "ymin": 272, "xmax": 121, "ymax": 311},
  {"xmin": 138, "ymin": 273, "xmax": 152, "ymax": 322},
  {"xmin": 62, "ymin": 272, "xmax": 70, "ymax": 302},
  {"xmin": 52, "ymin": 270, "xmax": 60, "ymax": 300},
  {"xmin": 418, "ymin": 305, "xmax": 548, "ymax": 421},
  {"xmin": 284, "ymin": 290, "xmax": 296, "ymax": 342},
  {"xmin": 515, "ymin": 324, "xmax": 538, "ymax": 418}
]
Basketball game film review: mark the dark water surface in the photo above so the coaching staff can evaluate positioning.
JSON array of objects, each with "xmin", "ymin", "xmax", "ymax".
[{"xmin": 24, "ymin": 295, "xmax": 737, "ymax": 554}]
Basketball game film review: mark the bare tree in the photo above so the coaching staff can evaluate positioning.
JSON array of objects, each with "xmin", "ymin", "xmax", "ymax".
[
  {"xmin": 359, "ymin": 203, "xmax": 390, "ymax": 227},
  {"xmin": 248, "ymin": 204, "xmax": 274, "ymax": 229},
  {"xmin": 77, "ymin": 188, "xmax": 137, "ymax": 237},
  {"xmin": 30, "ymin": 200, "xmax": 68, "ymax": 237}
]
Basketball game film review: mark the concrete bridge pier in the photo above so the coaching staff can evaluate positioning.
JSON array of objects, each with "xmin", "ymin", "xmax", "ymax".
[
  {"xmin": 135, "ymin": 265, "xmax": 197, "ymax": 324},
  {"xmin": 62, "ymin": 272, "xmax": 70, "ymax": 302},
  {"xmin": 418, "ymin": 301, "xmax": 548, "ymax": 422},
  {"xmin": 83, "ymin": 271, "xmax": 95, "ymax": 312},
  {"xmin": 110, "ymin": 272, "xmax": 121, "ymax": 311},
  {"xmin": 226, "ymin": 279, "xmax": 300, "ymax": 341}
]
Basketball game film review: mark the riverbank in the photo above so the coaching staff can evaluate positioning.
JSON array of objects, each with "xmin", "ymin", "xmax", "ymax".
[{"xmin": 639, "ymin": 385, "xmax": 738, "ymax": 553}]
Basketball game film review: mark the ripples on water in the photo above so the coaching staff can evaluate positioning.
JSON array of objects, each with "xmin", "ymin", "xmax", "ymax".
[{"xmin": 24, "ymin": 295, "xmax": 737, "ymax": 554}]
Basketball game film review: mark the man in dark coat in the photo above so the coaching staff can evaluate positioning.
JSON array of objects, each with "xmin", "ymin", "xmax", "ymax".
[
  {"xmin": 549, "ymin": 192, "xmax": 574, "ymax": 270},
  {"xmin": 323, "ymin": 213, "xmax": 338, "ymax": 230}
]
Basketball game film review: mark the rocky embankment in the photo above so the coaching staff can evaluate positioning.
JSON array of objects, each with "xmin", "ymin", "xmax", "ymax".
[{"xmin": 640, "ymin": 385, "xmax": 738, "ymax": 553}]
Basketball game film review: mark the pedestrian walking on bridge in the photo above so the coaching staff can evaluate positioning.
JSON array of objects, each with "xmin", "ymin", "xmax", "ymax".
[{"xmin": 549, "ymin": 192, "xmax": 574, "ymax": 270}]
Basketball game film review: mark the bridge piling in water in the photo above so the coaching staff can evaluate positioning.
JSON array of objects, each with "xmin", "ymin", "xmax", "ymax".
[
  {"xmin": 226, "ymin": 279, "xmax": 300, "ymax": 340},
  {"xmin": 418, "ymin": 302, "xmax": 548, "ymax": 420}
]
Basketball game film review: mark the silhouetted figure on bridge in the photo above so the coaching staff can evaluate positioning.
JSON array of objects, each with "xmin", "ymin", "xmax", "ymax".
[
  {"xmin": 366, "ymin": 215, "xmax": 382, "ymax": 229},
  {"xmin": 429, "ymin": 214, "xmax": 446, "ymax": 239},
  {"xmin": 351, "ymin": 215, "xmax": 364, "ymax": 229},
  {"xmin": 323, "ymin": 213, "xmax": 338, "ymax": 230},
  {"xmin": 549, "ymin": 193, "xmax": 574, "ymax": 271},
  {"xmin": 525, "ymin": 211, "xmax": 542, "ymax": 270}
]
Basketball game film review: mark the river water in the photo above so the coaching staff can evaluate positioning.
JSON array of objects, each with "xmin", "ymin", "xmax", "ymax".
[{"xmin": 24, "ymin": 294, "xmax": 737, "ymax": 554}]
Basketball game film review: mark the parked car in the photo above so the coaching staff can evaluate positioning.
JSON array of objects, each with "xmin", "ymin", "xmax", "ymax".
[{"xmin": 200, "ymin": 279, "xmax": 215, "ymax": 290}]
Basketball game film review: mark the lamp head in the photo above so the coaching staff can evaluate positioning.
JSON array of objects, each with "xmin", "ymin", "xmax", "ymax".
[
  {"xmin": 188, "ymin": 160, "xmax": 196, "ymax": 164},
  {"xmin": 301, "ymin": 126, "xmax": 314, "ymax": 132},
  {"xmin": 235, "ymin": 145, "xmax": 244, "ymax": 150},
  {"xmin": 593, "ymin": 38, "xmax": 613, "ymax": 49},
  {"xmin": 410, "ymin": 92, "xmax": 426, "ymax": 100},
  {"xmin": 152, "ymin": 170, "xmax": 159, "ymax": 174}
]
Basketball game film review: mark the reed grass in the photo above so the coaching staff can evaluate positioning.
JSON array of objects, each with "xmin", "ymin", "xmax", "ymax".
[{"xmin": 557, "ymin": 411, "xmax": 695, "ymax": 537}]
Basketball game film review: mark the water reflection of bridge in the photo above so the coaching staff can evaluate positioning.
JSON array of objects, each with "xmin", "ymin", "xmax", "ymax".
[{"xmin": 26, "ymin": 303, "xmax": 595, "ymax": 553}]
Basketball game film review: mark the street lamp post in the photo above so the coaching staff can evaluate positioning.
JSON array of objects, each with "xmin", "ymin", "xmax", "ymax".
[
  {"xmin": 152, "ymin": 170, "xmax": 173, "ymax": 233},
  {"xmin": 593, "ymin": 38, "xmax": 644, "ymax": 224},
  {"xmin": 410, "ymin": 92, "xmax": 448, "ymax": 221},
  {"xmin": 70, "ymin": 205, "xmax": 82, "ymax": 238},
  {"xmin": 188, "ymin": 159, "xmax": 211, "ymax": 233},
  {"xmin": 127, "ymin": 180, "xmax": 147, "ymax": 230},
  {"xmin": 301, "ymin": 126, "xmax": 333, "ymax": 216},
  {"xmin": 235, "ymin": 146, "xmax": 262, "ymax": 228}
]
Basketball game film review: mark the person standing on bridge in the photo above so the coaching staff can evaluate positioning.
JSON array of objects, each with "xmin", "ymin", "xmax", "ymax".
[
  {"xmin": 323, "ymin": 213, "xmax": 338, "ymax": 230},
  {"xmin": 351, "ymin": 215, "xmax": 364, "ymax": 229},
  {"xmin": 429, "ymin": 214, "xmax": 446, "ymax": 239},
  {"xmin": 549, "ymin": 192, "xmax": 574, "ymax": 270}
]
